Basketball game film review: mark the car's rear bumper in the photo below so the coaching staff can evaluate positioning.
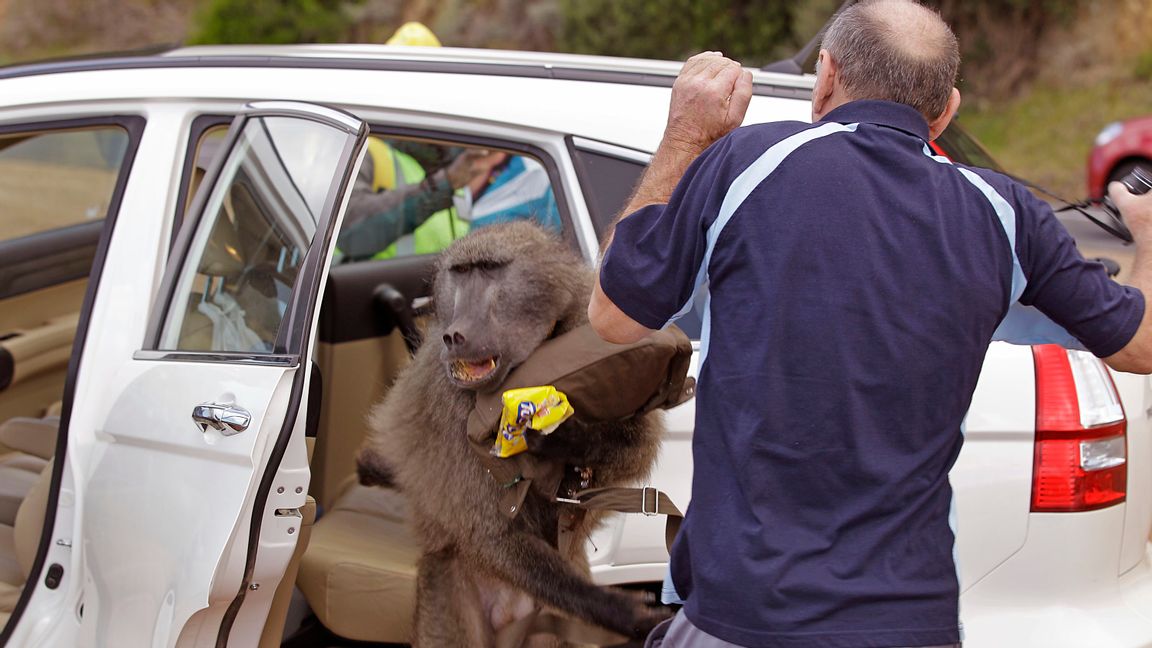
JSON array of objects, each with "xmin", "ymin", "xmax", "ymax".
[{"xmin": 963, "ymin": 509, "xmax": 1152, "ymax": 647}]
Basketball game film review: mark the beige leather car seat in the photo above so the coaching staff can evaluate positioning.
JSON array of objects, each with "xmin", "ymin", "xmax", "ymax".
[
  {"xmin": 297, "ymin": 478, "xmax": 420, "ymax": 642},
  {"xmin": 0, "ymin": 458, "xmax": 54, "ymax": 627},
  {"xmin": 0, "ymin": 407, "xmax": 60, "ymax": 585}
]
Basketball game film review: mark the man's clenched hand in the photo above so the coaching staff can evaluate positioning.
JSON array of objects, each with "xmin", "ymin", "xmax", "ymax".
[{"xmin": 664, "ymin": 51, "xmax": 754, "ymax": 155}]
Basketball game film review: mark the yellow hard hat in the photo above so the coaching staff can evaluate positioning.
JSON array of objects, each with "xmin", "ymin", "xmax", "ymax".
[{"xmin": 386, "ymin": 22, "xmax": 442, "ymax": 47}]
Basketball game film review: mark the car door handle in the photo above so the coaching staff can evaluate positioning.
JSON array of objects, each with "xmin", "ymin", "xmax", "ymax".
[{"xmin": 192, "ymin": 403, "xmax": 251, "ymax": 436}]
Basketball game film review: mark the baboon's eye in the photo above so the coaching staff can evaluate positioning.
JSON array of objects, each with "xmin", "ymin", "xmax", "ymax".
[{"xmin": 449, "ymin": 259, "xmax": 510, "ymax": 274}]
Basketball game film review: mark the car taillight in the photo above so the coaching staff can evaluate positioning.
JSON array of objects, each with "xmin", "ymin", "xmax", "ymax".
[{"xmin": 1031, "ymin": 344, "xmax": 1127, "ymax": 512}]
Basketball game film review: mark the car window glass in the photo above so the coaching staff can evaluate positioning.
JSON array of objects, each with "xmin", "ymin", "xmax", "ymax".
[
  {"xmin": 157, "ymin": 115, "xmax": 351, "ymax": 353},
  {"xmin": 333, "ymin": 135, "xmax": 565, "ymax": 263},
  {"xmin": 184, "ymin": 126, "xmax": 229, "ymax": 215},
  {"xmin": 936, "ymin": 125, "xmax": 1005, "ymax": 173},
  {"xmin": 568, "ymin": 145, "xmax": 702, "ymax": 339},
  {"xmin": 570, "ymin": 147, "xmax": 645, "ymax": 240},
  {"xmin": 0, "ymin": 127, "xmax": 129, "ymax": 242}
]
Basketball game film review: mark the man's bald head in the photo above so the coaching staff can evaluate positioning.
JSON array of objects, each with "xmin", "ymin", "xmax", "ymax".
[{"xmin": 821, "ymin": 0, "xmax": 959, "ymax": 122}]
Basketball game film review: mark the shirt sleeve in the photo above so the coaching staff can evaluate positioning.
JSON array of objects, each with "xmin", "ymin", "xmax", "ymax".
[
  {"xmin": 599, "ymin": 137, "xmax": 735, "ymax": 330},
  {"xmin": 1011, "ymin": 185, "xmax": 1145, "ymax": 358}
]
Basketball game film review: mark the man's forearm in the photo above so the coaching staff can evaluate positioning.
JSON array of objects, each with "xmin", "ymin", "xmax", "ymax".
[
  {"xmin": 1104, "ymin": 179, "xmax": 1152, "ymax": 373},
  {"xmin": 602, "ymin": 139, "xmax": 710, "ymax": 251},
  {"xmin": 1106, "ymin": 239, "xmax": 1152, "ymax": 373}
]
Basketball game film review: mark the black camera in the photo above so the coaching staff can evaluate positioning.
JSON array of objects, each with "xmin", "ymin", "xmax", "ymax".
[
  {"xmin": 1090, "ymin": 166, "xmax": 1152, "ymax": 243},
  {"xmin": 1103, "ymin": 166, "xmax": 1152, "ymax": 216}
]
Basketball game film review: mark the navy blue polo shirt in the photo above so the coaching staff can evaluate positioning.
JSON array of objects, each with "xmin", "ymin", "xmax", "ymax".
[{"xmin": 600, "ymin": 100, "xmax": 1144, "ymax": 648}]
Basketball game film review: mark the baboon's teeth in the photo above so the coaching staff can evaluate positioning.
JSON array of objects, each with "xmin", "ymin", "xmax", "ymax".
[{"xmin": 450, "ymin": 356, "xmax": 499, "ymax": 383}]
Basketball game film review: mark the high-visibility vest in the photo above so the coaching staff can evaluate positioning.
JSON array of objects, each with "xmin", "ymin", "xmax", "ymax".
[{"xmin": 366, "ymin": 138, "xmax": 469, "ymax": 259}]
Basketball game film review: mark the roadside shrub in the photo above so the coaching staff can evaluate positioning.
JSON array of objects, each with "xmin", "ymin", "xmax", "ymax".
[
  {"xmin": 190, "ymin": 0, "xmax": 354, "ymax": 45},
  {"xmin": 557, "ymin": 0, "xmax": 798, "ymax": 67}
]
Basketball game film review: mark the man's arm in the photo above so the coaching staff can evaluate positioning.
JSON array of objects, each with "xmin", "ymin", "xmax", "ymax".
[
  {"xmin": 1103, "ymin": 182, "xmax": 1152, "ymax": 373},
  {"xmin": 588, "ymin": 52, "xmax": 753, "ymax": 344}
]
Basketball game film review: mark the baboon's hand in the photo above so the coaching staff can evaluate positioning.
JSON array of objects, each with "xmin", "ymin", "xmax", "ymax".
[
  {"xmin": 524, "ymin": 420, "xmax": 592, "ymax": 460},
  {"xmin": 590, "ymin": 587, "xmax": 673, "ymax": 639},
  {"xmin": 620, "ymin": 588, "xmax": 674, "ymax": 639}
]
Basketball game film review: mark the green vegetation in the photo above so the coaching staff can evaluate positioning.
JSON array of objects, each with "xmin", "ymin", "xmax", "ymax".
[
  {"xmin": 557, "ymin": 0, "xmax": 798, "ymax": 67},
  {"xmin": 189, "ymin": 0, "xmax": 354, "ymax": 45},
  {"xmin": 961, "ymin": 77, "xmax": 1152, "ymax": 199}
]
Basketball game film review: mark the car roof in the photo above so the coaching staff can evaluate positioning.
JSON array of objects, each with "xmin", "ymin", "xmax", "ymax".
[{"xmin": 0, "ymin": 45, "xmax": 817, "ymax": 152}]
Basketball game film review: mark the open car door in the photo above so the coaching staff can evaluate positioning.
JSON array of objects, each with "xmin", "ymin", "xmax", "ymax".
[{"xmin": 14, "ymin": 102, "xmax": 367, "ymax": 647}]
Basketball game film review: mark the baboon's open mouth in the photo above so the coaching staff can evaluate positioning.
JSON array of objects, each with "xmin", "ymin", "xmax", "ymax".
[{"xmin": 450, "ymin": 356, "xmax": 500, "ymax": 385}]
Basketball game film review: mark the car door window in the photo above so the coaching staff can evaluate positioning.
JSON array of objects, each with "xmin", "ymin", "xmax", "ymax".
[
  {"xmin": 568, "ymin": 137, "xmax": 704, "ymax": 339},
  {"xmin": 182, "ymin": 130, "xmax": 570, "ymax": 264},
  {"xmin": 0, "ymin": 127, "xmax": 129, "ymax": 242},
  {"xmin": 153, "ymin": 112, "xmax": 362, "ymax": 354},
  {"xmin": 335, "ymin": 135, "xmax": 566, "ymax": 262},
  {"xmin": 568, "ymin": 137, "xmax": 648, "ymax": 241},
  {"xmin": 0, "ymin": 120, "xmax": 142, "ymax": 422}
]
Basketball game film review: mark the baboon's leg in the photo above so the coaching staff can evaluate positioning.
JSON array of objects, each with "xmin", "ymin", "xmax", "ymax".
[
  {"xmin": 464, "ymin": 529, "xmax": 665, "ymax": 639},
  {"xmin": 414, "ymin": 549, "xmax": 494, "ymax": 647}
]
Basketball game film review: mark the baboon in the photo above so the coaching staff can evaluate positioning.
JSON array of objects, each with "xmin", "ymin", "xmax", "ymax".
[{"xmin": 356, "ymin": 221, "xmax": 668, "ymax": 646}]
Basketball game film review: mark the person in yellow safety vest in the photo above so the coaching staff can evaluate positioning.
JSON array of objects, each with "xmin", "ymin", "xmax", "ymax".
[
  {"xmin": 334, "ymin": 21, "xmax": 496, "ymax": 261},
  {"xmin": 335, "ymin": 138, "xmax": 491, "ymax": 261}
]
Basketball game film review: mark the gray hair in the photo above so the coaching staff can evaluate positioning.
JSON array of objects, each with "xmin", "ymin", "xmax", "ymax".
[{"xmin": 821, "ymin": 0, "xmax": 959, "ymax": 122}]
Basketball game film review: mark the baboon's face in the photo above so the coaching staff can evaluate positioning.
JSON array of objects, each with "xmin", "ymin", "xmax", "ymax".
[{"xmin": 433, "ymin": 225, "xmax": 577, "ymax": 393}]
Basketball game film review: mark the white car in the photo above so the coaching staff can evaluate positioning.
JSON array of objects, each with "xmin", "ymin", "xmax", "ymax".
[{"xmin": 0, "ymin": 44, "xmax": 1148, "ymax": 647}]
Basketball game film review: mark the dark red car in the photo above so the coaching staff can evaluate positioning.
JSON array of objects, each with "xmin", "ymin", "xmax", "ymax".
[{"xmin": 1088, "ymin": 116, "xmax": 1152, "ymax": 200}]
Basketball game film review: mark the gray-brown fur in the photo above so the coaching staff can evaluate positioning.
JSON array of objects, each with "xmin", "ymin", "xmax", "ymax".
[{"xmin": 356, "ymin": 221, "xmax": 666, "ymax": 646}]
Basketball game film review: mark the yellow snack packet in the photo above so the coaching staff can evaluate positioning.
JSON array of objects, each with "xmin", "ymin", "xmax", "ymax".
[{"xmin": 493, "ymin": 385, "xmax": 575, "ymax": 458}]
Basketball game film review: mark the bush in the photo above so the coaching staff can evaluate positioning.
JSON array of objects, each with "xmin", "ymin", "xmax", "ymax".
[
  {"xmin": 557, "ymin": 0, "xmax": 798, "ymax": 67},
  {"xmin": 189, "ymin": 0, "xmax": 354, "ymax": 45}
]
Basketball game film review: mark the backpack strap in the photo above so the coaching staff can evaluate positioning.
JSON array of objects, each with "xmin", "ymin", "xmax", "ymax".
[{"xmin": 556, "ymin": 486, "xmax": 683, "ymax": 555}]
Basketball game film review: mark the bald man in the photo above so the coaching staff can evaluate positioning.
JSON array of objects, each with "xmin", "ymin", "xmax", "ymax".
[{"xmin": 590, "ymin": 1, "xmax": 1152, "ymax": 646}]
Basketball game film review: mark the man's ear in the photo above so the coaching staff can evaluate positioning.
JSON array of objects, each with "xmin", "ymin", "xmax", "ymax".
[
  {"xmin": 811, "ymin": 49, "xmax": 838, "ymax": 121},
  {"xmin": 928, "ymin": 87, "xmax": 962, "ymax": 141}
]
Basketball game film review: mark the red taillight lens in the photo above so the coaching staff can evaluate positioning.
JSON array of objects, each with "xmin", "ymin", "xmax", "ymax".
[{"xmin": 1031, "ymin": 344, "xmax": 1127, "ymax": 512}]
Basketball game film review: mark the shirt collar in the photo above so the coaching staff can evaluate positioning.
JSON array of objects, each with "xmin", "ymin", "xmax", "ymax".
[{"xmin": 819, "ymin": 100, "xmax": 931, "ymax": 141}]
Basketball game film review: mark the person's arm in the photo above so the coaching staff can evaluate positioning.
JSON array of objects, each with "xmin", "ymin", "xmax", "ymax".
[
  {"xmin": 338, "ymin": 149, "xmax": 493, "ymax": 260},
  {"xmin": 588, "ymin": 52, "xmax": 752, "ymax": 344},
  {"xmin": 337, "ymin": 173, "xmax": 455, "ymax": 259},
  {"xmin": 1004, "ymin": 179, "xmax": 1152, "ymax": 374},
  {"xmin": 1102, "ymin": 182, "xmax": 1152, "ymax": 373}
]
